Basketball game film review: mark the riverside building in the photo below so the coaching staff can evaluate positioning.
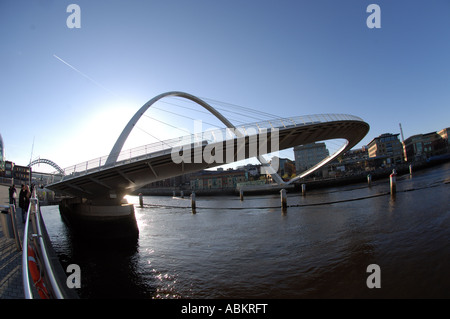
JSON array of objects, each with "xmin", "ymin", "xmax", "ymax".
[{"xmin": 367, "ymin": 133, "xmax": 404, "ymax": 166}]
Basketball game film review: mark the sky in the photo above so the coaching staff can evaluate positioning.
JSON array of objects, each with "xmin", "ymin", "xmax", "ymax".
[{"xmin": 1, "ymin": 0, "xmax": 449, "ymax": 173}]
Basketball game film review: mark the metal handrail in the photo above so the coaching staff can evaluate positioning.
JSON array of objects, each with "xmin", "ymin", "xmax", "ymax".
[
  {"xmin": 22, "ymin": 203, "xmax": 32, "ymax": 299},
  {"xmin": 33, "ymin": 198, "xmax": 64, "ymax": 298},
  {"xmin": 22, "ymin": 192, "xmax": 65, "ymax": 299}
]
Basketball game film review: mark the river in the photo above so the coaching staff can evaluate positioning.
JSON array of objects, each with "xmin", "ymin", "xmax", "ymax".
[{"xmin": 42, "ymin": 162, "xmax": 450, "ymax": 298}]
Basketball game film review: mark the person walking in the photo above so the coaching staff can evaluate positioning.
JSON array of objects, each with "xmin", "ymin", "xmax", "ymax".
[
  {"xmin": 9, "ymin": 184, "xmax": 17, "ymax": 207},
  {"xmin": 19, "ymin": 184, "xmax": 31, "ymax": 223}
]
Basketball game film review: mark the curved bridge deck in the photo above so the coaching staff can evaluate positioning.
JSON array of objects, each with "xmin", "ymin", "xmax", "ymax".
[{"xmin": 47, "ymin": 114, "xmax": 369, "ymax": 200}]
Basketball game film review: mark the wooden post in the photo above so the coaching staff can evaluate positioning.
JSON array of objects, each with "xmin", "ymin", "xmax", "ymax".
[
  {"xmin": 301, "ymin": 184, "xmax": 306, "ymax": 196},
  {"xmin": 139, "ymin": 193, "xmax": 143, "ymax": 208},
  {"xmin": 367, "ymin": 174, "xmax": 372, "ymax": 187},
  {"xmin": 280, "ymin": 189, "xmax": 287, "ymax": 213},
  {"xmin": 240, "ymin": 189, "xmax": 244, "ymax": 201},
  {"xmin": 390, "ymin": 169, "xmax": 397, "ymax": 196},
  {"xmin": 191, "ymin": 192, "xmax": 196, "ymax": 214}
]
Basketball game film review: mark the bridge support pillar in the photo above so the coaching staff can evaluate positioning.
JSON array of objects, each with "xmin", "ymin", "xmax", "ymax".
[{"xmin": 59, "ymin": 197, "xmax": 139, "ymax": 239}]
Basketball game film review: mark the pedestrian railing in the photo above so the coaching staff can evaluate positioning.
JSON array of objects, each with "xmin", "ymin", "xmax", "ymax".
[{"xmin": 22, "ymin": 191, "xmax": 65, "ymax": 299}]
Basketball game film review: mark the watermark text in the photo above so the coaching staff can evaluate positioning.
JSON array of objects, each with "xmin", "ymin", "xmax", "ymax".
[{"xmin": 170, "ymin": 120, "xmax": 280, "ymax": 174}]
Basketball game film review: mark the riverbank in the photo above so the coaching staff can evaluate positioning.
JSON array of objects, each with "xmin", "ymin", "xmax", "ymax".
[{"xmin": 134, "ymin": 156, "xmax": 450, "ymax": 197}]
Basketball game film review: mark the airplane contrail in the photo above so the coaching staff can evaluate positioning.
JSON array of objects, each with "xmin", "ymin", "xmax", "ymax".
[{"xmin": 53, "ymin": 54, "xmax": 116, "ymax": 96}]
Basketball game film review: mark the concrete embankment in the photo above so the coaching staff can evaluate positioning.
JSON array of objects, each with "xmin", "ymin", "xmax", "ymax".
[
  {"xmin": 0, "ymin": 184, "xmax": 11, "ymax": 205},
  {"xmin": 0, "ymin": 184, "xmax": 24, "ymax": 299}
]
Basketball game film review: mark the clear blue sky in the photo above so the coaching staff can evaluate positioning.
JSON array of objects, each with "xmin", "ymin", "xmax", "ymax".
[{"xmin": 1, "ymin": 0, "xmax": 449, "ymax": 172}]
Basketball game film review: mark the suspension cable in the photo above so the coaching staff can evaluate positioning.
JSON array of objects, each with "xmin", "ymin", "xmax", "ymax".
[{"xmin": 157, "ymin": 100, "xmax": 248, "ymax": 125}]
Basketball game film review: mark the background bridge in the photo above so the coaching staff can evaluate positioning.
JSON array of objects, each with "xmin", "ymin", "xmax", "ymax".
[{"xmin": 29, "ymin": 158, "xmax": 65, "ymax": 176}]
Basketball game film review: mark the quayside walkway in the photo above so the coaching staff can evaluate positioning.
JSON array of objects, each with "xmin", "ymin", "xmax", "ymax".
[
  {"xmin": 0, "ymin": 185, "xmax": 24, "ymax": 299},
  {"xmin": 0, "ymin": 223, "xmax": 24, "ymax": 299}
]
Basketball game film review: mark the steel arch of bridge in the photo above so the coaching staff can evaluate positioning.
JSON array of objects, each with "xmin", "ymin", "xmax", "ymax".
[
  {"xmin": 29, "ymin": 158, "xmax": 65, "ymax": 175},
  {"xmin": 105, "ymin": 91, "xmax": 286, "ymax": 184},
  {"xmin": 105, "ymin": 91, "xmax": 235, "ymax": 165}
]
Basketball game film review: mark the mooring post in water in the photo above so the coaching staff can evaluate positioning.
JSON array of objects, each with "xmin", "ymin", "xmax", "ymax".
[
  {"xmin": 367, "ymin": 173, "xmax": 372, "ymax": 187},
  {"xmin": 139, "ymin": 193, "xmax": 143, "ymax": 208},
  {"xmin": 281, "ymin": 188, "xmax": 287, "ymax": 212},
  {"xmin": 172, "ymin": 191, "xmax": 176, "ymax": 197},
  {"xmin": 301, "ymin": 183, "xmax": 306, "ymax": 196},
  {"xmin": 409, "ymin": 164, "xmax": 413, "ymax": 176},
  {"xmin": 191, "ymin": 192, "xmax": 196, "ymax": 214},
  {"xmin": 180, "ymin": 190, "xmax": 184, "ymax": 198},
  {"xmin": 390, "ymin": 169, "xmax": 397, "ymax": 195},
  {"xmin": 240, "ymin": 189, "xmax": 244, "ymax": 201}
]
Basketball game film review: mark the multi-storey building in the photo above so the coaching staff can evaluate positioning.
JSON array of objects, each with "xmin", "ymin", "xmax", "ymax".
[
  {"xmin": 367, "ymin": 133, "xmax": 404, "ymax": 165},
  {"xmin": 190, "ymin": 169, "xmax": 246, "ymax": 190},
  {"xmin": 269, "ymin": 156, "xmax": 296, "ymax": 178},
  {"xmin": 0, "ymin": 160, "xmax": 31, "ymax": 183},
  {"xmin": 404, "ymin": 128, "xmax": 450, "ymax": 162},
  {"xmin": 14, "ymin": 164, "xmax": 31, "ymax": 182},
  {"xmin": 437, "ymin": 127, "xmax": 449, "ymax": 141},
  {"xmin": 293, "ymin": 142, "xmax": 329, "ymax": 174}
]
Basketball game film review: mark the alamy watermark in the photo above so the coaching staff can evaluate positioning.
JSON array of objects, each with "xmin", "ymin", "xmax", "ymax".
[
  {"xmin": 66, "ymin": 4, "xmax": 81, "ymax": 29},
  {"xmin": 366, "ymin": 264, "xmax": 381, "ymax": 289},
  {"xmin": 66, "ymin": 264, "xmax": 81, "ymax": 289},
  {"xmin": 366, "ymin": 4, "xmax": 381, "ymax": 29},
  {"xmin": 65, "ymin": 4, "xmax": 380, "ymax": 30},
  {"xmin": 170, "ymin": 120, "xmax": 280, "ymax": 174}
]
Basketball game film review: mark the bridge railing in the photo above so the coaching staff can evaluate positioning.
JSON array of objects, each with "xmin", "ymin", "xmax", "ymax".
[{"xmin": 55, "ymin": 114, "xmax": 363, "ymax": 181}]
